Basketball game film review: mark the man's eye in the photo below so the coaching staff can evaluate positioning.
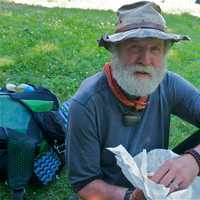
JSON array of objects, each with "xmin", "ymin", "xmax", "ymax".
[
  {"xmin": 151, "ymin": 47, "xmax": 161, "ymax": 54},
  {"xmin": 128, "ymin": 45, "xmax": 141, "ymax": 53}
]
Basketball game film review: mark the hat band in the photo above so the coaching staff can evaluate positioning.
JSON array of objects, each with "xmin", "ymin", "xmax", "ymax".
[{"xmin": 116, "ymin": 22, "xmax": 165, "ymax": 33}]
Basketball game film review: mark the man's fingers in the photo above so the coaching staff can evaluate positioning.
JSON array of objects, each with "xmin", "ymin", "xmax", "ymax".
[
  {"xmin": 148, "ymin": 155, "xmax": 199, "ymax": 195},
  {"xmin": 159, "ymin": 170, "xmax": 176, "ymax": 187},
  {"xmin": 150, "ymin": 162, "xmax": 170, "ymax": 183},
  {"xmin": 149, "ymin": 159, "xmax": 183, "ymax": 191},
  {"xmin": 133, "ymin": 188, "xmax": 145, "ymax": 200},
  {"xmin": 169, "ymin": 177, "xmax": 183, "ymax": 193}
]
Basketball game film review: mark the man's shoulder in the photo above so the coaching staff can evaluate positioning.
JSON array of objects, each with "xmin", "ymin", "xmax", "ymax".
[
  {"xmin": 160, "ymin": 70, "xmax": 194, "ymax": 96},
  {"xmin": 165, "ymin": 70, "xmax": 181, "ymax": 79},
  {"xmin": 72, "ymin": 71, "xmax": 109, "ymax": 105},
  {"xmin": 162, "ymin": 71, "xmax": 185, "ymax": 85}
]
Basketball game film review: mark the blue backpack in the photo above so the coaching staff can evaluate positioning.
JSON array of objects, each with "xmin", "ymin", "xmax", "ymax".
[{"xmin": 0, "ymin": 84, "xmax": 67, "ymax": 200}]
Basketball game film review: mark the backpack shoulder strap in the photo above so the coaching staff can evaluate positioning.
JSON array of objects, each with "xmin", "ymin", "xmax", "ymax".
[{"xmin": 9, "ymin": 86, "xmax": 59, "ymax": 112}]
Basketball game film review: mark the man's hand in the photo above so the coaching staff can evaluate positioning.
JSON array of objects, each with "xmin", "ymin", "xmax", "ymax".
[
  {"xmin": 131, "ymin": 188, "xmax": 145, "ymax": 200},
  {"xmin": 150, "ymin": 154, "xmax": 199, "ymax": 193}
]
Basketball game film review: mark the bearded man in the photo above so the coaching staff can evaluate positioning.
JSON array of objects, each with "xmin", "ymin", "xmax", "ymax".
[{"xmin": 66, "ymin": 1, "xmax": 200, "ymax": 200}]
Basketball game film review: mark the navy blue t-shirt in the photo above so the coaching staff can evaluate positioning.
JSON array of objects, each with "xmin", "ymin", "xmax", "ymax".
[{"xmin": 66, "ymin": 71, "xmax": 200, "ymax": 192}]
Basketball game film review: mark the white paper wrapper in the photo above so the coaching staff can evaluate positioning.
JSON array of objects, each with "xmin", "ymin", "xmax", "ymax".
[{"xmin": 107, "ymin": 145, "xmax": 200, "ymax": 200}]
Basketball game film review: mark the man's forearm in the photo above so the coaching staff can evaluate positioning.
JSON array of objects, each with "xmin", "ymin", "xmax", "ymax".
[{"xmin": 78, "ymin": 179, "xmax": 127, "ymax": 200}]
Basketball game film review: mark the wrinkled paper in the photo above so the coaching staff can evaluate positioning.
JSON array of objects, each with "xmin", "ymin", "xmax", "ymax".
[{"xmin": 107, "ymin": 145, "xmax": 200, "ymax": 200}]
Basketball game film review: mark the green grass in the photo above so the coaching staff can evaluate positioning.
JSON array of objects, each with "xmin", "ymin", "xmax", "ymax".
[{"xmin": 0, "ymin": 1, "xmax": 200, "ymax": 199}]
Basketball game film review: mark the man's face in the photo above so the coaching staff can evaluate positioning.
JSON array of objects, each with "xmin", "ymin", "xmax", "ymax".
[{"xmin": 111, "ymin": 38, "xmax": 167, "ymax": 97}]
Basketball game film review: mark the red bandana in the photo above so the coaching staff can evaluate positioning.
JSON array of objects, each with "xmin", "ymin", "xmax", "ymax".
[{"xmin": 103, "ymin": 63, "xmax": 148, "ymax": 111}]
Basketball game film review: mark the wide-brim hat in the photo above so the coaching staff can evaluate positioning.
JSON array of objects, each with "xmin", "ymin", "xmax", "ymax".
[{"xmin": 98, "ymin": 1, "xmax": 190, "ymax": 50}]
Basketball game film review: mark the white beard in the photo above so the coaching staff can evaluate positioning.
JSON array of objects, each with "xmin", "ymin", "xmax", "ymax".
[{"xmin": 111, "ymin": 52, "xmax": 166, "ymax": 97}]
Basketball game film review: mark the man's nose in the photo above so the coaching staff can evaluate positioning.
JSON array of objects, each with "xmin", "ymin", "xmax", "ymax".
[{"xmin": 138, "ymin": 50, "xmax": 152, "ymax": 66}]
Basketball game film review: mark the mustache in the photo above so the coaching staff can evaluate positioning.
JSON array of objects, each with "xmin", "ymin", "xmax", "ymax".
[{"xmin": 123, "ymin": 65, "xmax": 158, "ymax": 75}]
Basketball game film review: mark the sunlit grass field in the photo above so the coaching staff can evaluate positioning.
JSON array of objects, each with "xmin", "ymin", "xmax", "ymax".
[{"xmin": 0, "ymin": 1, "xmax": 200, "ymax": 199}]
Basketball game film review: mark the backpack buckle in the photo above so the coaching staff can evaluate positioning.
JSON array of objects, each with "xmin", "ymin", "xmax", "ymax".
[{"xmin": 54, "ymin": 143, "xmax": 65, "ymax": 154}]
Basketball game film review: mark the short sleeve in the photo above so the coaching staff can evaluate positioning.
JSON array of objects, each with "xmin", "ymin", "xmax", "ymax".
[{"xmin": 66, "ymin": 99, "xmax": 103, "ymax": 192}]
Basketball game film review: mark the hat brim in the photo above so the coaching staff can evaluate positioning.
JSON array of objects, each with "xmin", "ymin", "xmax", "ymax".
[{"xmin": 99, "ymin": 28, "xmax": 191, "ymax": 50}]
